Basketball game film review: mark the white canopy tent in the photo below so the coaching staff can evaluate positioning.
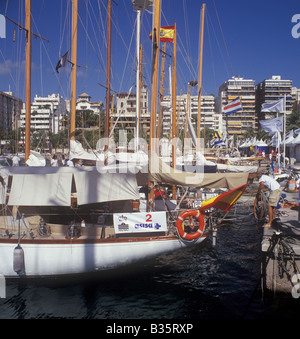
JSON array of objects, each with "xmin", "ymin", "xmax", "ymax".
[{"xmin": 0, "ymin": 167, "xmax": 140, "ymax": 207}]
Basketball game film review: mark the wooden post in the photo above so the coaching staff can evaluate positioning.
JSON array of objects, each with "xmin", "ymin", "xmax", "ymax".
[
  {"xmin": 70, "ymin": 0, "xmax": 78, "ymax": 141},
  {"xmin": 25, "ymin": 0, "xmax": 31, "ymax": 162},
  {"xmin": 197, "ymin": 3, "xmax": 205, "ymax": 152}
]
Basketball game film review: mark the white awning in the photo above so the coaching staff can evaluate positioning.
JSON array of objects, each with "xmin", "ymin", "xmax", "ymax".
[
  {"xmin": 8, "ymin": 172, "xmax": 73, "ymax": 206},
  {"xmin": 3, "ymin": 167, "xmax": 140, "ymax": 207},
  {"xmin": 74, "ymin": 171, "xmax": 139, "ymax": 206}
]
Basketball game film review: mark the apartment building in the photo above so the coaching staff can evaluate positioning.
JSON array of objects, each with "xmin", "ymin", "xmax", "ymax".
[
  {"xmin": 256, "ymin": 75, "xmax": 293, "ymax": 121},
  {"xmin": 113, "ymin": 85, "xmax": 150, "ymax": 137},
  {"xmin": 19, "ymin": 93, "xmax": 67, "ymax": 134},
  {"xmin": 160, "ymin": 94, "xmax": 221, "ymax": 138},
  {"xmin": 292, "ymin": 87, "xmax": 300, "ymax": 113},
  {"xmin": 0, "ymin": 91, "xmax": 23, "ymax": 132},
  {"xmin": 217, "ymin": 77, "xmax": 256, "ymax": 137}
]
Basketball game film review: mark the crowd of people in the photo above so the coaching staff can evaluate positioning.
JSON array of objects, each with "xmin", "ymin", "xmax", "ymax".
[{"xmin": 50, "ymin": 154, "xmax": 74, "ymax": 167}]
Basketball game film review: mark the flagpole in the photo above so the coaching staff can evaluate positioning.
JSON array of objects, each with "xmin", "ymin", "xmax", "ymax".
[
  {"xmin": 70, "ymin": 0, "xmax": 78, "ymax": 142},
  {"xmin": 197, "ymin": 3, "xmax": 205, "ymax": 152},
  {"xmin": 25, "ymin": 0, "xmax": 32, "ymax": 162},
  {"xmin": 135, "ymin": 9, "xmax": 141, "ymax": 153}
]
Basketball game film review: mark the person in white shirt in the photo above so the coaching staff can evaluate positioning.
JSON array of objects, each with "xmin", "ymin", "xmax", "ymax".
[
  {"xmin": 61, "ymin": 155, "xmax": 66, "ymax": 166},
  {"xmin": 257, "ymin": 175, "xmax": 282, "ymax": 227},
  {"xmin": 66, "ymin": 159, "xmax": 74, "ymax": 167},
  {"xmin": 51, "ymin": 155, "xmax": 58, "ymax": 167},
  {"xmin": 12, "ymin": 154, "xmax": 20, "ymax": 166}
]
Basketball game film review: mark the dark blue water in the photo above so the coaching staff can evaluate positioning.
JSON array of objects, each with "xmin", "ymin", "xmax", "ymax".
[{"xmin": 1, "ymin": 207, "xmax": 300, "ymax": 320}]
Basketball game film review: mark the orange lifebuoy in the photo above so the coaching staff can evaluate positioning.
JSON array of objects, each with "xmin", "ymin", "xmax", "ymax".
[{"xmin": 176, "ymin": 210, "xmax": 205, "ymax": 241}]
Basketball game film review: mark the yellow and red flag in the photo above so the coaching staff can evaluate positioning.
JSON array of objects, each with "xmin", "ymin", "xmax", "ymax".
[
  {"xmin": 199, "ymin": 184, "xmax": 247, "ymax": 212},
  {"xmin": 149, "ymin": 25, "xmax": 175, "ymax": 43}
]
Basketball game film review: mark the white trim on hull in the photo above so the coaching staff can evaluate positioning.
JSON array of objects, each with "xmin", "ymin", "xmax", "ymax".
[{"xmin": 0, "ymin": 236, "xmax": 206, "ymax": 278}]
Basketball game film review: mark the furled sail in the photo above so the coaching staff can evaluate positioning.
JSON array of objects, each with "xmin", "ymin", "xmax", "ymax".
[{"xmin": 149, "ymin": 152, "xmax": 248, "ymax": 190}]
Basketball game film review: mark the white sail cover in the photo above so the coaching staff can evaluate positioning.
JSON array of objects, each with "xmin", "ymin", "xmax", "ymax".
[
  {"xmin": 149, "ymin": 152, "xmax": 249, "ymax": 190},
  {"xmin": 216, "ymin": 163, "xmax": 258, "ymax": 173},
  {"xmin": 73, "ymin": 170, "xmax": 140, "ymax": 205},
  {"xmin": 0, "ymin": 167, "xmax": 140, "ymax": 206},
  {"xmin": 26, "ymin": 150, "xmax": 46, "ymax": 166},
  {"xmin": 8, "ymin": 172, "xmax": 73, "ymax": 206}
]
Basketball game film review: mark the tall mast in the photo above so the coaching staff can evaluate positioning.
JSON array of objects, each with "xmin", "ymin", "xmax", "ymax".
[
  {"xmin": 138, "ymin": 44, "xmax": 143, "ymax": 138},
  {"xmin": 171, "ymin": 22, "xmax": 177, "ymax": 169},
  {"xmin": 157, "ymin": 42, "xmax": 167, "ymax": 140},
  {"xmin": 171, "ymin": 23, "xmax": 177, "ymax": 200},
  {"xmin": 135, "ymin": 9, "xmax": 141, "ymax": 152},
  {"xmin": 70, "ymin": 0, "xmax": 78, "ymax": 141},
  {"xmin": 197, "ymin": 3, "xmax": 205, "ymax": 152},
  {"xmin": 149, "ymin": 0, "xmax": 161, "ymax": 152},
  {"xmin": 104, "ymin": 0, "xmax": 112, "ymax": 157},
  {"xmin": 25, "ymin": 0, "xmax": 31, "ymax": 162}
]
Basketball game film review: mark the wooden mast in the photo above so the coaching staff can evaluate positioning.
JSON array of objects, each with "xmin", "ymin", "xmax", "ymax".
[
  {"xmin": 149, "ymin": 0, "xmax": 161, "ymax": 153},
  {"xmin": 157, "ymin": 42, "xmax": 167, "ymax": 140},
  {"xmin": 135, "ymin": 9, "xmax": 141, "ymax": 152},
  {"xmin": 148, "ymin": 0, "xmax": 161, "ymax": 211},
  {"xmin": 70, "ymin": 0, "xmax": 78, "ymax": 141},
  {"xmin": 25, "ymin": 0, "xmax": 31, "ymax": 162},
  {"xmin": 104, "ymin": 0, "xmax": 112, "ymax": 159},
  {"xmin": 171, "ymin": 22, "xmax": 177, "ymax": 199},
  {"xmin": 197, "ymin": 3, "xmax": 205, "ymax": 152},
  {"xmin": 171, "ymin": 22, "xmax": 177, "ymax": 168}
]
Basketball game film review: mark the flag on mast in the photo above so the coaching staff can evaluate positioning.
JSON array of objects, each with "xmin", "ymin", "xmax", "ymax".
[
  {"xmin": 259, "ymin": 117, "xmax": 283, "ymax": 135},
  {"xmin": 149, "ymin": 26, "xmax": 175, "ymax": 43},
  {"xmin": 223, "ymin": 97, "xmax": 242, "ymax": 115},
  {"xmin": 56, "ymin": 51, "xmax": 69, "ymax": 73},
  {"xmin": 261, "ymin": 98, "xmax": 284, "ymax": 112}
]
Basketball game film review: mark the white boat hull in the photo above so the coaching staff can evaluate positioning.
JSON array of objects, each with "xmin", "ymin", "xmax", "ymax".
[{"xmin": 0, "ymin": 236, "xmax": 206, "ymax": 278}]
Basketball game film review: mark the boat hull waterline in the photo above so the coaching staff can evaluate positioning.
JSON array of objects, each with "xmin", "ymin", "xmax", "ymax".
[{"xmin": 0, "ymin": 235, "xmax": 206, "ymax": 278}]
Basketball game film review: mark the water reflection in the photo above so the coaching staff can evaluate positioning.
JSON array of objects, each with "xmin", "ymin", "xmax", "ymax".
[{"xmin": 0, "ymin": 209, "xmax": 299, "ymax": 319}]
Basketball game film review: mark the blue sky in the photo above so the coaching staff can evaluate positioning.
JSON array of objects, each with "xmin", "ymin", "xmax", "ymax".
[{"xmin": 0, "ymin": 0, "xmax": 300, "ymax": 104}]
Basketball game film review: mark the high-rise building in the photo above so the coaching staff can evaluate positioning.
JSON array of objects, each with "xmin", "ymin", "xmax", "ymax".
[
  {"xmin": 160, "ymin": 94, "xmax": 221, "ymax": 137},
  {"xmin": 256, "ymin": 75, "xmax": 293, "ymax": 121},
  {"xmin": 0, "ymin": 91, "xmax": 23, "ymax": 132},
  {"xmin": 217, "ymin": 77, "xmax": 256, "ymax": 137},
  {"xmin": 19, "ymin": 93, "xmax": 67, "ymax": 134},
  {"xmin": 291, "ymin": 86, "xmax": 300, "ymax": 113}
]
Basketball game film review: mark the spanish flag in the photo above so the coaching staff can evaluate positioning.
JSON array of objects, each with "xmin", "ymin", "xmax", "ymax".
[
  {"xmin": 149, "ymin": 25, "xmax": 175, "ymax": 43},
  {"xmin": 199, "ymin": 184, "xmax": 247, "ymax": 212}
]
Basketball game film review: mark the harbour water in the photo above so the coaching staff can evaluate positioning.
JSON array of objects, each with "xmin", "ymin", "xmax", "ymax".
[{"xmin": 0, "ymin": 205, "xmax": 299, "ymax": 320}]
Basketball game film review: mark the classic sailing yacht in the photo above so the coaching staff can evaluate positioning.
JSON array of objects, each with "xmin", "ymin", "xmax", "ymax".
[{"xmin": 0, "ymin": 0, "xmax": 248, "ymax": 278}]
